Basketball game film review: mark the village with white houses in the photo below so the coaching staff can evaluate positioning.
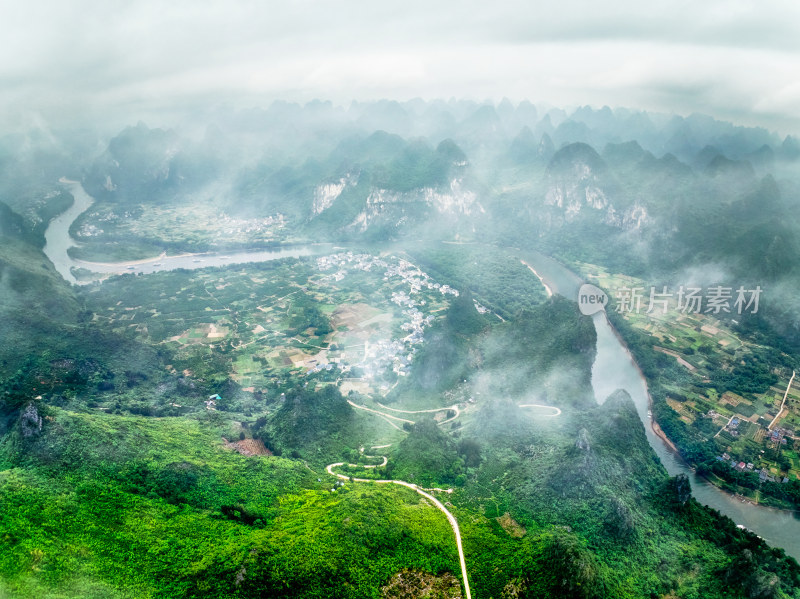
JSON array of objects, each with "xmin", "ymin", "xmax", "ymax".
[{"xmin": 314, "ymin": 251, "xmax": 460, "ymax": 384}]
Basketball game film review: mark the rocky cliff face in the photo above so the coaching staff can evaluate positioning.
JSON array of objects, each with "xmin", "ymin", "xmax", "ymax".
[
  {"xmin": 312, "ymin": 180, "xmax": 347, "ymax": 215},
  {"xmin": 543, "ymin": 142, "xmax": 650, "ymax": 230},
  {"xmin": 604, "ymin": 203, "xmax": 650, "ymax": 229},
  {"xmin": 348, "ymin": 178, "xmax": 483, "ymax": 233},
  {"xmin": 20, "ymin": 402, "xmax": 43, "ymax": 438},
  {"xmin": 545, "ymin": 166, "xmax": 610, "ymax": 216},
  {"xmin": 312, "ymin": 172, "xmax": 359, "ymax": 215}
]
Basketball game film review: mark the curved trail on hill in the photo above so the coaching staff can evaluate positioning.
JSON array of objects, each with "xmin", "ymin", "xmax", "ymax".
[
  {"xmin": 346, "ymin": 399, "xmax": 460, "ymax": 427},
  {"xmin": 330, "ymin": 399, "xmax": 472, "ymax": 596},
  {"xmin": 375, "ymin": 401, "xmax": 461, "ymax": 424},
  {"xmin": 518, "ymin": 403, "xmax": 562, "ymax": 416},
  {"xmin": 326, "ymin": 462, "xmax": 470, "ymax": 599},
  {"xmin": 348, "ymin": 398, "xmax": 559, "ymax": 428},
  {"xmin": 331, "ymin": 399, "xmax": 562, "ymax": 599}
]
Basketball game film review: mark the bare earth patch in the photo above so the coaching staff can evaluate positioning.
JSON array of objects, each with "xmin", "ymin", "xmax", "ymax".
[
  {"xmin": 222, "ymin": 438, "xmax": 273, "ymax": 457},
  {"xmin": 340, "ymin": 379, "xmax": 373, "ymax": 395},
  {"xmin": 380, "ymin": 569, "xmax": 462, "ymax": 599},
  {"xmin": 496, "ymin": 512, "xmax": 526, "ymax": 538}
]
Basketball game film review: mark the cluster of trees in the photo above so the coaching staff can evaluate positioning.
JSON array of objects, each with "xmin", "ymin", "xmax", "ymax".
[
  {"xmin": 255, "ymin": 385, "xmax": 354, "ymax": 463},
  {"xmin": 411, "ymin": 244, "xmax": 549, "ymax": 320},
  {"xmin": 703, "ymin": 356, "xmax": 778, "ymax": 396},
  {"xmin": 369, "ymin": 138, "xmax": 459, "ymax": 192},
  {"xmin": 384, "ymin": 419, "xmax": 482, "ymax": 487},
  {"xmin": 405, "ymin": 290, "xmax": 595, "ymax": 408},
  {"xmin": 480, "ymin": 297, "xmax": 597, "ymax": 405},
  {"xmin": 402, "ymin": 286, "xmax": 488, "ymax": 393},
  {"xmin": 286, "ymin": 298, "xmax": 332, "ymax": 336}
]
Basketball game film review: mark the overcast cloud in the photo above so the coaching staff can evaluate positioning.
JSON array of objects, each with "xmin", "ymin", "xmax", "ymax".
[{"xmin": 2, "ymin": 0, "xmax": 799, "ymax": 133}]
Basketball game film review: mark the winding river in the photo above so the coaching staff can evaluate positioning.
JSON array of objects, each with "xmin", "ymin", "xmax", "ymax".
[
  {"xmin": 43, "ymin": 182, "xmax": 800, "ymax": 558},
  {"xmin": 521, "ymin": 249, "xmax": 800, "ymax": 559},
  {"xmin": 43, "ymin": 179, "xmax": 96, "ymax": 284},
  {"xmin": 44, "ymin": 180, "xmax": 330, "ymax": 285}
]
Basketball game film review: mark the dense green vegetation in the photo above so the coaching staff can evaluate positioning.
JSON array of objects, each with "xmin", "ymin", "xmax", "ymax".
[
  {"xmin": 385, "ymin": 419, "xmax": 464, "ymax": 487},
  {"xmin": 0, "ymin": 207, "xmax": 168, "ymax": 400},
  {"xmin": 409, "ymin": 244, "xmax": 549, "ymax": 320},
  {"xmin": 260, "ymin": 385, "xmax": 355, "ymax": 462},
  {"xmin": 4, "ymin": 241, "xmax": 800, "ymax": 597},
  {"xmin": 457, "ymin": 388, "xmax": 800, "ymax": 599},
  {"xmin": 5, "ymin": 100, "xmax": 800, "ymax": 598},
  {"xmin": 479, "ymin": 297, "xmax": 596, "ymax": 405},
  {"xmin": 397, "ymin": 288, "xmax": 490, "ymax": 395},
  {"xmin": 0, "ymin": 410, "xmax": 461, "ymax": 599}
]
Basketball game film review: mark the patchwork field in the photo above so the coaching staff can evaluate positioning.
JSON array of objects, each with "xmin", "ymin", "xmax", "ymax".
[
  {"xmin": 575, "ymin": 261, "xmax": 800, "ymax": 488},
  {"xmin": 73, "ymin": 201, "xmax": 289, "ymax": 252},
  {"xmin": 84, "ymin": 251, "xmax": 456, "ymax": 398}
]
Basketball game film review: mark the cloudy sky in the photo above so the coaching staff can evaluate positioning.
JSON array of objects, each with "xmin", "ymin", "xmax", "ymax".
[{"xmin": 2, "ymin": 0, "xmax": 799, "ymax": 134}]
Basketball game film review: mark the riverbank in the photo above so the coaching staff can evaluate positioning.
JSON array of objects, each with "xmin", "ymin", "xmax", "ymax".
[
  {"xmin": 74, "ymin": 250, "xmax": 197, "ymax": 268},
  {"xmin": 44, "ymin": 179, "xmax": 96, "ymax": 284},
  {"xmin": 600, "ymin": 313, "xmax": 683, "ymax": 454},
  {"xmin": 599, "ymin": 310, "xmax": 800, "ymax": 516},
  {"xmin": 519, "ymin": 259, "xmax": 554, "ymax": 297},
  {"xmin": 529, "ymin": 254, "xmax": 800, "ymax": 555},
  {"xmin": 651, "ymin": 419, "xmax": 679, "ymax": 453}
]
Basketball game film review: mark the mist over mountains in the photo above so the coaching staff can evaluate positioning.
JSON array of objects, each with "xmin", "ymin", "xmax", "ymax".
[
  {"xmin": 3, "ymin": 98, "xmax": 800, "ymax": 353},
  {"xmin": 4, "ymin": 99, "xmax": 800, "ymax": 597}
]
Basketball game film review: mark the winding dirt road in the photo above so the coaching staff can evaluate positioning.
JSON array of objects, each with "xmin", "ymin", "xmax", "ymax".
[
  {"xmin": 326, "ymin": 461, "xmax": 471, "ymax": 599},
  {"xmin": 330, "ymin": 399, "xmax": 476, "ymax": 596},
  {"xmin": 331, "ymin": 398, "xmax": 562, "ymax": 598},
  {"xmin": 375, "ymin": 401, "xmax": 461, "ymax": 424},
  {"xmin": 769, "ymin": 370, "xmax": 796, "ymax": 430},
  {"xmin": 347, "ymin": 399, "xmax": 463, "ymax": 428},
  {"xmin": 518, "ymin": 403, "xmax": 561, "ymax": 416}
]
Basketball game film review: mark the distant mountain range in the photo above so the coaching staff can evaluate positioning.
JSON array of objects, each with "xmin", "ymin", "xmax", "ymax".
[{"xmin": 3, "ymin": 99, "xmax": 800, "ymax": 348}]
